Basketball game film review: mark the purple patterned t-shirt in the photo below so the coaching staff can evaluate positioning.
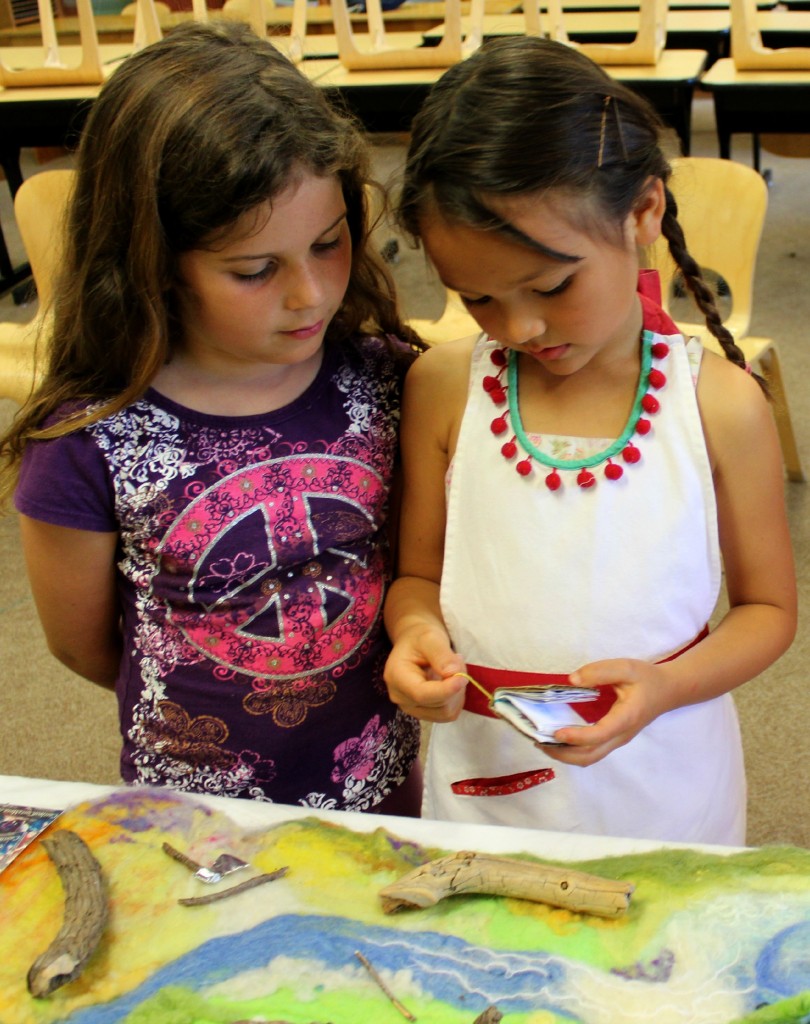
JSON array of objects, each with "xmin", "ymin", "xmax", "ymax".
[{"xmin": 16, "ymin": 336, "xmax": 420, "ymax": 810}]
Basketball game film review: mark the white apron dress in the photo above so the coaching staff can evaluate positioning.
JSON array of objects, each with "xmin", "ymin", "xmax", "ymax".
[{"xmin": 424, "ymin": 299, "xmax": 746, "ymax": 845}]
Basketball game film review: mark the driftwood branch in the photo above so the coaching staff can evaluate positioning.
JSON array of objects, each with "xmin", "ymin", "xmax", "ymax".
[
  {"xmin": 27, "ymin": 830, "xmax": 108, "ymax": 998},
  {"xmin": 380, "ymin": 851, "xmax": 633, "ymax": 918}
]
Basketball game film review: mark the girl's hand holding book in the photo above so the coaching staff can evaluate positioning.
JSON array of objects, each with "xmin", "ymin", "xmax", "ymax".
[{"xmin": 542, "ymin": 658, "xmax": 680, "ymax": 766}]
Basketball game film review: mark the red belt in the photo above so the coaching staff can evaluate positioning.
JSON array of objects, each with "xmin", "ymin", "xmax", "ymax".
[{"xmin": 451, "ymin": 626, "xmax": 709, "ymax": 797}]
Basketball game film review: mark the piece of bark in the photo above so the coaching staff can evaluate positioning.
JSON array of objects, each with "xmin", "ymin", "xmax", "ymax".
[
  {"xmin": 380, "ymin": 850, "xmax": 633, "ymax": 918},
  {"xmin": 27, "ymin": 830, "xmax": 108, "ymax": 998},
  {"xmin": 473, "ymin": 1009, "xmax": 503, "ymax": 1023}
]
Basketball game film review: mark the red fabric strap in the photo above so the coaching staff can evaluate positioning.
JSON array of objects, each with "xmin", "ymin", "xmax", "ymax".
[
  {"xmin": 462, "ymin": 625, "xmax": 710, "ymax": 721},
  {"xmin": 639, "ymin": 291, "xmax": 681, "ymax": 338},
  {"xmin": 637, "ymin": 268, "xmax": 663, "ymax": 306},
  {"xmin": 451, "ymin": 626, "xmax": 709, "ymax": 798},
  {"xmin": 451, "ymin": 768, "xmax": 555, "ymax": 797},
  {"xmin": 463, "ymin": 666, "xmax": 616, "ymax": 723}
]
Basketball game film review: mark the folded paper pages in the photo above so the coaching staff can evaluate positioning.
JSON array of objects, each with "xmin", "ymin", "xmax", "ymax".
[{"xmin": 492, "ymin": 684, "xmax": 601, "ymax": 744}]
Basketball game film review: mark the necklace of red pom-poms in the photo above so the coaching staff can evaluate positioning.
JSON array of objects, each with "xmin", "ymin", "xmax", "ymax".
[{"xmin": 484, "ymin": 333, "xmax": 668, "ymax": 491}]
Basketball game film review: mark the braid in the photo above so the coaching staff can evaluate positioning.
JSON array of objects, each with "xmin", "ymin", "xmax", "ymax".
[{"xmin": 661, "ymin": 186, "xmax": 768, "ymax": 394}]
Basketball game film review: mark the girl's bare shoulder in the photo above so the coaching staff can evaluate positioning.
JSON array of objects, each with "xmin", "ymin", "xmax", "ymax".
[
  {"xmin": 697, "ymin": 346, "xmax": 772, "ymax": 430},
  {"xmin": 405, "ymin": 334, "xmax": 480, "ymax": 393},
  {"xmin": 696, "ymin": 346, "xmax": 778, "ymax": 473}
]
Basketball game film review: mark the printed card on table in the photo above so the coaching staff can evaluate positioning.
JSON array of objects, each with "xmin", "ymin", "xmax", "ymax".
[{"xmin": 0, "ymin": 804, "xmax": 62, "ymax": 874}]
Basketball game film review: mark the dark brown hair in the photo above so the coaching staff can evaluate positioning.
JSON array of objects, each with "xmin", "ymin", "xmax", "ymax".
[
  {"xmin": 1, "ymin": 19, "xmax": 422, "ymax": 503},
  {"xmin": 399, "ymin": 36, "xmax": 754, "ymax": 381}
]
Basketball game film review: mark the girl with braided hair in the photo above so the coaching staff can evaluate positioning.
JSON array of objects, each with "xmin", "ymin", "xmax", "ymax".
[{"xmin": 383, "ymin": 36, "xmax": 795, "ymax": 843}]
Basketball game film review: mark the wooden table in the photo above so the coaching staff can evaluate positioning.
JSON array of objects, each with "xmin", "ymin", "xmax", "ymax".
[
  {"xmin": 701, "ymin": 57, "xmax": 810, "ymax": 168},
  {"xmin": 0, "ymin": 42, "xmax": 705, "ymax": 292},
  {"xmin": 423, "ymin": 9, "xmax": 731, "ymax": 63},
  {"xmin": 313, "ymin": 48, "xmax": 708, "ymax": 151}
]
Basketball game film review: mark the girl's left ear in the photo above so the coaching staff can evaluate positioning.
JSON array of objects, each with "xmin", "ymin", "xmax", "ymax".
[{"xmin": 632, "ymin": 178, "xmax": 666, "ymax": 247}]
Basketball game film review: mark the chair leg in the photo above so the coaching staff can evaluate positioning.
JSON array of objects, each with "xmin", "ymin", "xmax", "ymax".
[{"xmin": 758, "ymin": 346, "xmax": 805, "ymax": 483}]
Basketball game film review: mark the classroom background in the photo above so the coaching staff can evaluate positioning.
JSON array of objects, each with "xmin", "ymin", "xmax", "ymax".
[{"xmin": 1, "ymin": 91, "xmax": 809, "ymax": 849}]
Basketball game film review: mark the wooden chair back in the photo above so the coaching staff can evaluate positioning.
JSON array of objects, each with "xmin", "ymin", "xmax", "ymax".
[
  {"xmin": 0, "ymin": 167, "xmax": 75, "ymax": 404},
  {"xmin": 731, "ymin": 0, "xmax": 810, "ymax": 70},
  {"xmin": 531, "ymin": 0, "xmax": 668, "ymax": 65},
  {"xmin": 14, "ymin": 168, "xmax": 75, "ymax": 310},
  {"xmin": 332, "ymin": 0, "xmax": 482, "ymax": 71},
  {"xmin": 647, "ymin": 155, "xmax": 803, "ymax": 481},
  {"xmin": 648, "ymin": 156, "xmax": 765, "ymax": 341}
]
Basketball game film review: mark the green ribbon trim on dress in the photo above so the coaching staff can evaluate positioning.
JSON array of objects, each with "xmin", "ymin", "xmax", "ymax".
[{"xmin": 505, "ymin": 330, "xmax": 654, "ymax": 471}]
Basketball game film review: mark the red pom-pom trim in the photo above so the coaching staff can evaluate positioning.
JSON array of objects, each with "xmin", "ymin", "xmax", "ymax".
[
  {"xmin": 489, "ymin": 386, "xmax": 507, "ymax": 405},
  {"xmin": 501, "ymin": 438, "xmax": 517, "ymax": 459},
  {"xmin": 545, "ymin": 470, "xmax": 562, "ymax": 491},
  {"xmin": 490, "ymin": 349, "xmax": 507, "ymax": 366},
  {"xmin": 648, "ymin": 368, "xmax": 667, "ymax": 389},
  {"xmin": 636, "ymin": 418, "xmax": 652, "ymax": 436},
  {"xmin": 605, "ymin": 461, "xmax": 623, "ymax": 480},
  {"xmin": 517, "ymin": 458, "xmax": 533, "ymax": 476},
  {"xmin": 483, "ymin": 374, "xmax": 500, "ymax": 392},
  {"xmin": 623, "ymin": 443, "xmax": 641, "ymax": 464},
  {"xmin": 577, "ymin": 468, "xmax": 596, "ymax": 488},
  {"xmin": 641, "ymin": 394, "xmax": 660, "ymax": 415},
  {"xmin": 491, "ymin": 416, "xmax": 508, "ymax": 435},
  {"xmin": 651, "ymin": 341, "xmax": 670, "ymax": 359}
]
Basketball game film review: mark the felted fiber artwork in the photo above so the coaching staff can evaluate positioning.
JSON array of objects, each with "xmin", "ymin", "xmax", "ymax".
[{"xmin": 2, "ymin": 788, "xmax": 810, "ymax": 1024}]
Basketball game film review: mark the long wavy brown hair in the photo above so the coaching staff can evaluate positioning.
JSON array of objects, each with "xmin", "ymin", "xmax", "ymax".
[{"xmin": 1, "ymin": 19, "xmax": 423, "ymax": 506}]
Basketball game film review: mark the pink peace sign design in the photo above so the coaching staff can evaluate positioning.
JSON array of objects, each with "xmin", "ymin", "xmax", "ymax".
[{"xmin": 154, "ymin": 455, "xmax": 385, "ymax": 680}]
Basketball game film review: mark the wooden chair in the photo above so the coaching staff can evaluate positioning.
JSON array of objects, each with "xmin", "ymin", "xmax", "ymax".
[
  {"xmin": 531, "ymin": 0, "xmax": 668, "ymax": 66},
  {"xmin": 249, "ymin": 0, "xmax": 307, "ymax": 62},
  {"xmin": 218, "ymin": 0, "xmax": 311, "ymax": 62},
  {"xmin": 731, "ymin": 0, "xmax": 810, "ymax": 70},
  {"xmin": 0, "ymin": 169, "xmax": 75, "ymax": 405},
  {"xmin": 0, "ymin": 0, "xmax": 103, "ymax": 86},
  {"xmin": 647, "ymin": 155, "xmax": 804, "ymax": 481},
  {"xmin": 0, "ymin": 0, "xmax": 162, "ymax": 86},
  {"xmin": 331, "ymin": 0, "xmax": 483, "ymax": 71}
]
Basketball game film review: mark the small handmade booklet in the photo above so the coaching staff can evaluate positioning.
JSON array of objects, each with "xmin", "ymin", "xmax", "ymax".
[
  {"xmin": 492, "ymin": 685, "xmax": 603, "ymax": 744},
  {"xmin": 0, "ymin": 804, "xmax": 62, "ymax": 874},
  {"xmin": 461, "ymin": 673, "xmax": 603, "ymax": 745}
]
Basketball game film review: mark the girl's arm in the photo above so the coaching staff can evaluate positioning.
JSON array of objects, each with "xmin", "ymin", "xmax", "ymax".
[
  {"xmin": 384, "ymin": 341, "xmax": 472, "ymax": 721},
  {"xmin": 549, "ymin": 351, "xmax": 797, "ymax": 765},
  {"xmin": 19, "ymin": 516, "xmax": 122, "ymax": 689}
]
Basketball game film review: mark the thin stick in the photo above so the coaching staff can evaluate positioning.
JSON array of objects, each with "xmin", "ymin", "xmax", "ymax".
[
  {"xmin": 178, "ymin": 867, "xmax": 288, "ymax": 906},
  {"xmin": 455, "ymin": 672, "xmax": 492, "ymax": 703},
  {"xmin": 162, "ymin": 840, "xmax": 205, "ymax": 874},
  {"xmin": 354, "ymin": 950, "xmax": 416, "ymax": 1021}
]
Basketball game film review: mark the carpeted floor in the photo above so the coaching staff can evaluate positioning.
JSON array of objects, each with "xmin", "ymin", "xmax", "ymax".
[{"xmin": 1, "ymin": 96, "xmax": 808, "ymax": 847}]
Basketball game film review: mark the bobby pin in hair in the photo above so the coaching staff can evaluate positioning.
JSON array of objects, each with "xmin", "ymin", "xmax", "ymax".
[
  {"xmin": 597, "ymin": 96, "xmax": 611, "ymax": 168},
  {"xmin": 597, "ymin": 95, "xmax": 628, "ymax": 168}
]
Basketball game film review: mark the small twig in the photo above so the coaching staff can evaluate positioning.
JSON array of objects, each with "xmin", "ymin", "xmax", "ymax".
[
  {"xmin": 354, "ymin": 950, "xmax": 416, "ymax": 1021},
  {"xmin": 162, "ymin": 841, "xmax": 206, "ymax": 874},
  {"xmin": 178, "ymin": 867, "xmax": 288, "ymax": 906}
]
